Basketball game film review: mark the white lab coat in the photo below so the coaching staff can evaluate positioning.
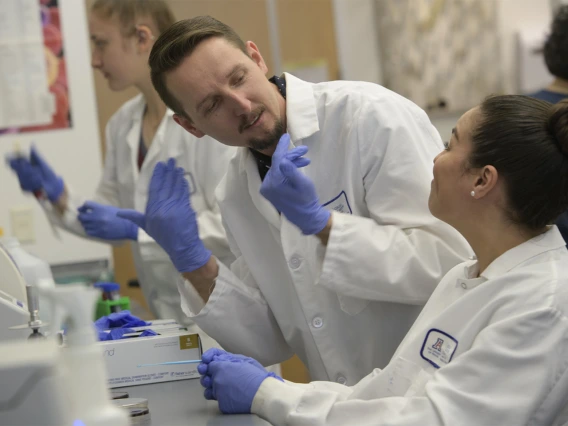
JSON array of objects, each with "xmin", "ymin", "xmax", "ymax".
[
  {"xmin": 42, "ymin": 94, "xmax": 235, "ymax": 327},
  {"xmin": 252, "ymin": 226, "xmax": 568, "ymax": 426},
  {"xmin": 178, "ymin": 74, "xmax": 471, "ymax": 382}
]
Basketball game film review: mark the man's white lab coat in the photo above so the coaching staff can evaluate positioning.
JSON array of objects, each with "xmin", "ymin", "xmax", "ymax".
[{"xmin": 178, "ymin": 74, "xmax": 471, "ymax": 383}]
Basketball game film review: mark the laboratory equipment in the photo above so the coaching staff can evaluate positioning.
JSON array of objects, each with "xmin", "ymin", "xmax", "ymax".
[
  {"xmin": 0, "ymin": 282, "xmax": 130, "ymax": 426},
  {"xmin": 1, "ymin": 236, "xmax": 55, "ymax": 326},
  {"xmin": 94, "ymin": 282, "xmax": 123, "ymax": 313},
  {"xmin": 112, "ymin": 398, "xmax": 151, "ymax": 424},
  {"xmin": 9, "ymin": 284, "xmax": 49, "ymax": 340},
  {"xmin": 0, "ymin": 240, "xmax": 31, "ymax": 342},
  {"xmin": 0, "ymin": 288, "xmax": 29, "ymax": 342},
  {"xmin": 94, "ymin": 282, "xmax": 131, "ymax": 319},
  {"xmin": 0, "ymin": 239, "xmax": 27, "ymax": 302}
]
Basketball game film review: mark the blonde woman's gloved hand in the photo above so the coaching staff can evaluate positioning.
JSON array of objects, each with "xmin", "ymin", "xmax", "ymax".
[
  {"xmin": 116, "ymin": 158, "xmax": 211, "ymax": 272},
  {"xmin": 8, "ymin": 146, "xmax": 64, "ymax": 201},
  {"xmin": 78, "ymin": 201, "xmax": 138, "ymax": 241},
  {"xmin": 29, "ymin": 146, "xmax": 64, "ymax": 202}
]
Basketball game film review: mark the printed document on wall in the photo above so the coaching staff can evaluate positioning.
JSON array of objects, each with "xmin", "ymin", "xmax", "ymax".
[{"xmin": 0, "ymin": 0, "xmax": 54, "ymax": 128}]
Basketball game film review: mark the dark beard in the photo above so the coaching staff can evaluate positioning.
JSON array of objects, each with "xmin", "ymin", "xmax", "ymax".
[{"xmin": 248, "ymin": 119, "xmax": 285, "ymax": 152}]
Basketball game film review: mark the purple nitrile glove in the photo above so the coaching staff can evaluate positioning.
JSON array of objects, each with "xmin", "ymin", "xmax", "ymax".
[
  {"xmin": 29, "ymin": 146, "xmax": 64, "ymax": 202},
  {"xmin": 198, "ymin": 349, "xmax": 283, "ymax": 414},
  {"xmin": 116, "ymin": 158, "xmax": 211, "ymax": 273},
  {"xmin": 260, "ymin": 133, "xmax": 330, "ymax": 235},
  {"xmin": 77, "ymin": 201, "xmax": 138, "ymax": 241},
  {"xmin": 8, "ymin": 156, "xmax": 43, "ymax": 193},
  {"xmin": 200, "ymin": 348, "xmax": 266, "ymax": 371},
  {"xmin": 94, "ymin": 310, "xmax": 148, "ymax": 330}
]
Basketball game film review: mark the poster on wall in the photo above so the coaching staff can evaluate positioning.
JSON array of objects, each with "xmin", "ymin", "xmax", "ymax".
[
  {"xmin": 374, "ymin": 0, "xmax": 505, "ymax": 114},
  {"xmin": 0, "ymin": 0, "xmax": 71, "ymax": 136}
]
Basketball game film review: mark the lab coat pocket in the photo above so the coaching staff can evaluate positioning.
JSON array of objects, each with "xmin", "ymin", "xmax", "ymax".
[{"xmin": 337, "ymin": 293, "xmax": 369, "ymax": 316}]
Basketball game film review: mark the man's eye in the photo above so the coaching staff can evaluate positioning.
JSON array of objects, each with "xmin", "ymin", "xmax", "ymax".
[
  {"xmin": 232, "ymin": 75, "xmax": 245, "ymax": 87},
  {"xmin": 206, "ymin": 100, "xmax": 218, "ymax": 115}
]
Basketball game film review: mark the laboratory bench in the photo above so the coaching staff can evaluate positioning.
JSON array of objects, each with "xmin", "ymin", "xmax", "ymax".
[{"xmin": 120, "ymin": 378, "xmax": 271, "ymax": 425}]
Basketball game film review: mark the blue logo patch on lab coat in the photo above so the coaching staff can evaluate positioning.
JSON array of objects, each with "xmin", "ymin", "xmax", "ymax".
[
  {"xmin": 420, "ymin": 329, "xmax": 458, "ymax": 369},
  {"xmin": 323, "ymin": 191, "xmax": 352, "ymax": 214}
]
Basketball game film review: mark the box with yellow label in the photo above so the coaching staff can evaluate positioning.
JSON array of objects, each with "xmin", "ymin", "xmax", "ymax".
[{"xmin": 100, "ymin": 329, "xmax": 202, "ymax": 388}]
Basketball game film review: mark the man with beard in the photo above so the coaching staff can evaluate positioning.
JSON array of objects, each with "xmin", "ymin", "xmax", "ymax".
[{"xmin": 117, "ymin": 16, "xmax": 471, "ymax": 385}]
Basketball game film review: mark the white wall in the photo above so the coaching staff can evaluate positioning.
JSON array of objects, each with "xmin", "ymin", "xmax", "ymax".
[
  {"xmin": 331, "ymin": 0, "xmax": 553, "ymax": 139},
  {"xmin": 431, "ymin": 0, "xmax": 552, "ymax": 138},
  {"xmin": 0, "ymin": 0, "xmax": 111, "ymax": 266},
  {"xmin": 496, "ymin": 0, "xmax": 552, "ymax": 95},
  {"xmin": 332, "ymin": 0, "xmax": 382, "ymax": 83}
]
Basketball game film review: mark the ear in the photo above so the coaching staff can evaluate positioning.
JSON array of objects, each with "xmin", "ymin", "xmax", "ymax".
[
  {"xmin": 471, "ymin": 165, "xmax": 498, "ymax": 199},
  {"xmin": 245, "ymin": 41, "xmax": 268, "ymax": 74},
  {"xmin": 135, "ymin": 24, "xmax": 155, "ymax": 53},
  {"xmin": 173, "ymin": 114, "xmax": 206, "ymax": 138}
]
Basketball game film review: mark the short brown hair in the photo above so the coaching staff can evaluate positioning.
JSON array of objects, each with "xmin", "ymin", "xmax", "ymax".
[
  {"xmin": 91, "ymin": 0, "xmax": 175, "ymax": 37},
  {"xmin": 149, "ymin": 16, "xmax": 248, "ymax": 118}
]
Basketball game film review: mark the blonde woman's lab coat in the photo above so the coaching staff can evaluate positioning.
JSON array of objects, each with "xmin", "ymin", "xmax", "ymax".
[
  {"xmin": 42, "ymin": 94, "xmax": 235, "ymax": 327},
  {"xmin": 251, "ymin": 226, "xmax": 568, "ymax": 426},
  {"xmin": 177, "ymin": 74, "xmax": 472, "ymax": 383}
]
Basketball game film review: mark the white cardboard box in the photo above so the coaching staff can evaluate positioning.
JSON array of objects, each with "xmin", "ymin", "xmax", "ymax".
[{"xmin": 100, "ymin": 330, "xmax": 202, "ymax": 388}]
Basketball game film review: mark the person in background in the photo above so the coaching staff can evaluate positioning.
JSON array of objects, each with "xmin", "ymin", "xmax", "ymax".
[
  {"xmin": 530, "ymin": 5, "xmax": 568, "ymax": 104},
  {"xmin": 8, "ymin": 1, "xmax": 235, "ymax": 335},
  {"xmin": 198, "ymin": 96, "xmax": 568, "ymax": 426},
  {"xmin": 117, "ymin": 16, "xmax": 471, "ymax": 385},
  {"xmin": 530, "ymin": 5, "xmax": 568, "ymax": 242}
]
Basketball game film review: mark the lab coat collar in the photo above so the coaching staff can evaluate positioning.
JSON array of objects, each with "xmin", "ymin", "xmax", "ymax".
[
  {"xmin": 242, "ymin": 149, "xmax": 281, "ymax": 229},
  {"xmin": 126, "ymin": 94, "xmax": 174, "ymax": 176},
  {"xmin": 459, "ymin": 261, "xmax": 485, "ymax": 290},
  {"xmin": 480, "ymin": 226, "xmax": 566, "ymax": 280},
  {"xmin": 282, "ymin": 73, "xmax": 320, "ymax": 142},
  {"xmin": 126, "ymin": 94, "xmax": 146, "ymax": 158}
]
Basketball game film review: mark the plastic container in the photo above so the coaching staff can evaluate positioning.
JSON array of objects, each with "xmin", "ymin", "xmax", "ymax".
[
  {"xmin": 95, "ymin": 298, "xmax": 131, "ymax": 320},
  {"xmin": 94, "ymin": 282, "xmax": 130, "ymax": 319},
  {"xmin": 1, "ymin": 237, "xmax": 54, "ymax": 326}
]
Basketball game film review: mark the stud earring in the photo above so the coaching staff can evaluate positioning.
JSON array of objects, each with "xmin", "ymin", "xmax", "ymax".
[{"xmin": 470, "ymin": 191, "xmax": 475, "ymax": 197}]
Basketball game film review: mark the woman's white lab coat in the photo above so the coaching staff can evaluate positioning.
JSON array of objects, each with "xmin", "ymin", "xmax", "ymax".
[
  {"xmin": 178, "ymin": 74, "xmax": 472, "ymax": 383},
  {"xmin": 42, "ymin": 94, "xmax": 235, "ymax": 325},
  {"xmin": 251, "ymin": 227, "xmax": 568, "ymax": 426}
]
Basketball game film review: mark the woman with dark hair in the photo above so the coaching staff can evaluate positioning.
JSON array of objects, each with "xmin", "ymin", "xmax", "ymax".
[
  {"xmin": 531, "ymin": 6, "xmax": 568, "ymax": 242},
  {"xmin": 198, "ymin": 95, "xmax": 568, "ymax": 425},
  {"xmin": 531, "ymin": 5, "xmax": 568, "ymax": 104}
]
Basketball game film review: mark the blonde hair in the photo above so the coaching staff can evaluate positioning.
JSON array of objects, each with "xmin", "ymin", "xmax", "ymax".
[{"xmin": 91, "ymin": 0, "xmax": 175, "ymax": 37}]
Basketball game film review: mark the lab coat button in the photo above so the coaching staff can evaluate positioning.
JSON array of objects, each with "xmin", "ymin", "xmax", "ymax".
[
  {"xmin": 336, "ymin": 376, "xmax": 347, "ymax": 385},
  {"xmin": 289, "ymin": 256, "xmax": 302, "ymax": 270},
  {"xmin": 461, "ymin": 282, "xmax": 467, "ymax": 289},
  {"xmin": 312, "ymin": 317, "xmax": 323, "ymax": 328}
]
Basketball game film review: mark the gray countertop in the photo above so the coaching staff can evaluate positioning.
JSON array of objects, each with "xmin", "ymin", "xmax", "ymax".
[{"xmin": 119, "ymin": 378, "xmax": 271, "ymax": 426}]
